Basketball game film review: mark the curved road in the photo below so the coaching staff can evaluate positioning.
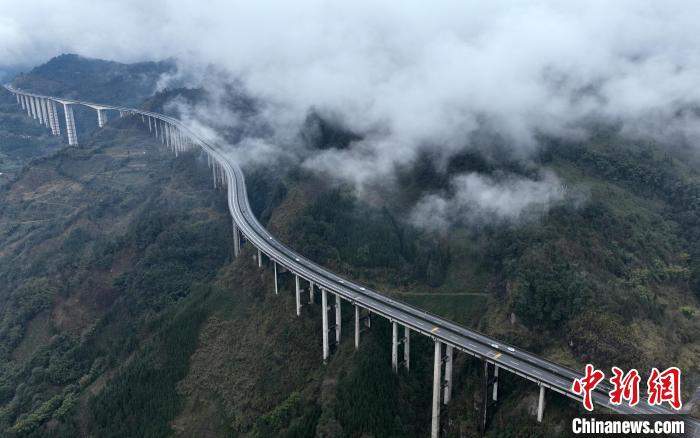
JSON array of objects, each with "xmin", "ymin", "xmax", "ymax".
[{"xmin": 4, "ymin": 85, "xmax": 697, "ymax": 429}]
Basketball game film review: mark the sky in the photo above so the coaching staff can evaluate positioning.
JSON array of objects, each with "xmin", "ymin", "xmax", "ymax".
[{"xmin": 3, "ymin": 0, "xmax": 700, "ymax": 228}]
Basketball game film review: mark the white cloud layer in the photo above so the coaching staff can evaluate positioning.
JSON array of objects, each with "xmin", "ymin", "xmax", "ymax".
[
  {"xmin": 409, "ymin": 171, "xmax": 570, "ymax": 231},
  {"xmin": 3, "ymin": 1, "xmax": 700, "ymax": 226}
]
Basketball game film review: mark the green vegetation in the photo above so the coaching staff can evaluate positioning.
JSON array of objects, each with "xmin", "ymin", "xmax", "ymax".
[{"xmin": 0, "ymin": 56, "xmax": 697, "ymax": 437}]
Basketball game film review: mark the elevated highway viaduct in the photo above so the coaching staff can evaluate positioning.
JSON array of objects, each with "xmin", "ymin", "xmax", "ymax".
[{"xmin": 4, "ymin": 85, "xmax": 697, "ymax": 437}]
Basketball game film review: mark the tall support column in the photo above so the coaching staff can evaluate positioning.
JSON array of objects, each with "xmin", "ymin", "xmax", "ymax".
[
  {"xmin": 232, "ymin": 222, "xmax": 240, "ymax": 257},
  {"xmin": 19, "ymin": 94, "xmax": 25, "ymax": 110},
  {"xmin": 404, "ymin": 326, "xmax": 410, "ymax": 372},
  {"xmin": 46, "ymin": 101, "xmax": 56, "ymax": 135},
  {"xmin": 273, "ymin": 262, "xmax": 278, "ymax": 295},
  {"xmin": 257, "ymin": 248, "xmax": 262, "ymax": 268},
  {"xmin": 62, "ymin": 103, "xmax": 78, "ymax": 146},
  {"xmin": 309, "ymin": 282, "xmax": 315, "ymax": 304},
  {"xmin": 481, "ymin": 361, "xmax": 489, "ymax": 435},
  {"xmin": 40, "ymin": 99, "xmax": 49, "ymax": 127},
  {"xmin": 36, "ymin": 99, "xmax": 43, "ymax": 125},
  {"xmin": 335, "ymin": 295, "xmax": 341, "ymax": 343},
  {"xmin": 43, "ymin": 100, "xmax": 55, "ymax": 133},
  {"xmin": 322, "ymin": 289, "xmax": 329, "ymax": 362},
  {"xmin": 537, "ymin": 385, "xmax": 545, "ymax": 422},
  {"xmin": 148, "ymin": 116, "xmax": 152, "ymax": 132},
  {"xmin": 493, "ymin": 366, "xmax": 499, "ymax": 401},
  {"xmin": 354, "ymin": 305, "xmax": 360, "ymax": 349},
  {"xmin": 39, "ymin": 98, "xmax": 46, "ymax": 123},
  {"xmin": 295, "ymin": 275, "xmax": 301, "ymax": 316},
  {"xmin": 49, "ymin": 101, "xmax": 61, "ymax": 136},
  {"xmin": 30, "ymin": 97, "xmax": 38, "ymax": 119},
  {"xmin": 443, "ymin": 345, "xmax": 453, "ymax": 404},
  {"xmin": 431, "ymin": 341, "xmax": 443, "ymax": 438},
  {"xmin": 44, "ymin": 100, "xmax": 56, "ymax": 134},
  {"xmin": 154, "ymin": 118, "xmax": 159, "ymax": 137},
  {"xmin": 36, "ymin": 98, "xmax": 42, "ymax": 121},
  {"xmin": 44, "ymin": 100, "xmax": 53, "ymax": 132},
  {"xmin": 23, "ymin": 96, "xmax": 30, "ymax": 116},
  {"xmin": 392, "ymin": 322, "xmax": 399, "ymax": 372},
  {"xmin": 96, "ymin": 108, "xmax": 108, "ymax": 127}
]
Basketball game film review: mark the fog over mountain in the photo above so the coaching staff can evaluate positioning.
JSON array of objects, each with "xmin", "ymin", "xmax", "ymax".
[{"xmin": 4, "ymin": 0, "xmax": 700, "ymax": 226}]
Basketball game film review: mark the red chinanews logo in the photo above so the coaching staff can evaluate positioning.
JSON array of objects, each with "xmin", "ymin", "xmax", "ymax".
[{"xmin": 571, "ymin": 364, "xmax": 682, "ymax": 411}]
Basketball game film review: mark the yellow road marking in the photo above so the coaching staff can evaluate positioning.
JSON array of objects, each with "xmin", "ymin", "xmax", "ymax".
[
  {"xmin": 494, "ymin": 352, "xmax": 502, "ymax": 359},
  {"xmin": 431, "ymin": 327, "xmax": 439, "ymax": 333}
]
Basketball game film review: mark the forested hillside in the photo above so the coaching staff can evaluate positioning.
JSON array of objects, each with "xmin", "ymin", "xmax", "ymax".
[{"xmin": 0, "ymin": 55, "xmax": 696, "ymax": 437}]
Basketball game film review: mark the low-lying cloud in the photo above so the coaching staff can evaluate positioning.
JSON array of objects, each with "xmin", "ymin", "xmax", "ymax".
[
  {"xmin": 410, "ymin": 171, "xmax": 570, "ymax": 232},
  {"xmin": 3, "ymin": 1, "xmax": 700, "ymax": 227}
]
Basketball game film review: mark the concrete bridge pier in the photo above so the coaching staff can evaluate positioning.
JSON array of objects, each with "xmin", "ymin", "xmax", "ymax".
[
  {"xmin": 232, "ymin": 222, "xmax": 241, "ymax": 257},
  {"xmin": 295, "ymin": 274, "xmax": 302, "ymax": 316},
  {"xmin": 49, "ymin": 101, "xmax": 61, "ymax": 136},
  {"xmin": 36, "ymin": 98, "xmax": 44, "ymax": 122},
  {"xmin": 431, "ymin": 341, "xmax": 455, "ymax": 438},
  {"xmin": 96, "ymin": 108, "xmax": 108, "ymax": 127},
  {"xmin": 60, "ymin": 102, "xmax": 78, "ymax": 145},
  {"xmin": 273, "ymin": 262, "xmax": 279, "ymax": 294},
  {"xmin": 43, "ymin": 100, "xmax": 52, "ymax": 131},
  {"xmin": 30, "ymin": 96, "xmax": 38, "ymax": 119},
  {"xmin": 309, "ymin": 282, "xmax": 315, "ymax": 304},
  {"xmin": 43, "ymin": 100, "xmax": 54, "ymax": 132},
  {"xmin": 25, "ymin": 96, "xmax": 32, "ymax": 117},
  {"xmin": 443, "ymin": 345, "xmax": 453, "ymax": 403},
  {"xmin": 40, "ymin": 99, "xmax": 50, "ymax": 127},
  {"xmin": 37, "ymin": 99, "xmax": 45, "ymax": 125},
  {"xmin": 479, "ymin": 361, "xmax": 502, "ymax": 435},
  {"xmin": 354, "ymin": 305, "xmax": 360, "ymax": 349},
  {"xmin": 148, "ymin": 116, "xmax": 152, "ymax": 132},
  {"xmin": 46, "ymin": 100, "xmax": 56, "ymax": 135},
  {"xmin": 392, "ymin": 322, "xmax": 399, "ymax": 372},
  {"xmin": 493, "ymin": 366, "xmax": 499, "ymax": 401},
  {"xmin": 34, "ymin": 97, "xmax": 41, "ymax": 121},
  {"xmin": 403, "ymin": 327, "xmax": 410, "ymax": 371},
  {"xmin": 431, "ymin": 341, "xmax": 443, "ymax": 438},
  {"xmin": 537, "ymin": 385, "xmax": 545, "ymax": 422},
  {"xmin": 354, "ymin": 306, "xmax": 371, "ymax": 350},
  {"xmin": 20, "ymin": 94, "xmax": 26, "ymax": 111},
  {"xmin": 165, "ymin": 124, "xmax": 171, "ymax": 149},
  {"xmin": 335, "ymin": 294, "xmax": 341, "ymax": 343},
  {"xmin": 322, "ymin": 288, "xmax": 330, "ymax": 362},
  {"xmin": 391, "ymin": 323, "xmax": 411, "ymax": 372},
  {"xmin": 257, "ymin": 248, "xmax": 262, "ymax": 268}
]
